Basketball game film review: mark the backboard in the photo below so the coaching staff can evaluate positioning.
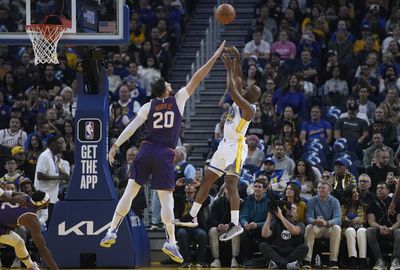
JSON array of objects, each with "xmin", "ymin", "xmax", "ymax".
[{"xmin": 0, "ymin": 0, "xmax": 129, "ymax": 45}]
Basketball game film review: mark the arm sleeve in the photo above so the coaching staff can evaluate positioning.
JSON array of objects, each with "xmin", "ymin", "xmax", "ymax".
[
  {"xmin": 175, "ymin": 87, "xmax": 190, "ymax": 115},
  {"xmin": 115, "ymin": 116, "xmax": 147, "ymax": 147},
  {"xmin": 114, "ymin": 103, "xmax": 150, "ymax": 147}
]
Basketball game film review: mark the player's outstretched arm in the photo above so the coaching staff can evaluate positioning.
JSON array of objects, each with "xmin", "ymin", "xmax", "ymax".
[
  {"xmin": 108, "ymin": 107, "xmax": 148, "ymax": 164},
  {"xmin": 19, "ymin": 215, "xmax": 59, "ymax": 270},
  {"xmin": 221, "ymin": 53, "xmax": 254, "ymax": 121},
  {"xmin": 185, "ymin": 40, "xmax": 226, "ymax": 96}
]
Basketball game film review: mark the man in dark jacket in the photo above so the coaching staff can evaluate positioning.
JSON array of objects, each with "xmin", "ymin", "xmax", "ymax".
[{"xmin": 208, "ymin": 185, "xmax": 240, "ymax": 267}]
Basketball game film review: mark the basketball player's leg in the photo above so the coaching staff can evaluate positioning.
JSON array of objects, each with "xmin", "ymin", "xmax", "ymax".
[
  {"xmin": 0, "ymin": 230, "xmax": 36, "ymax": 269},
  {"xmin": 174, "ymin": 146, "xmax": 226, "ymax": 227},
  {"xmin": 157, "ymin": 189, "xmax": 183, "ymax": 263},
  {"xmin": 100, "ymin": 152, "xmax": 150, "ymax": 248},
  {"xmin": 100, "ymin": 179, "xmax": 142, "ymax": 248}
]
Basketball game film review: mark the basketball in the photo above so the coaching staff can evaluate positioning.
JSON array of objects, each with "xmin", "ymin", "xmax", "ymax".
[{"xmin": 215, "ymin": 4, "xmax": 236, "ymax": 25}]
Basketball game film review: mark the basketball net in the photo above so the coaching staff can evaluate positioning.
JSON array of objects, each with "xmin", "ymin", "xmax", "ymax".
[{"xmin": 26, "ymin": 24, "xmax": 67, "ymax": 65}]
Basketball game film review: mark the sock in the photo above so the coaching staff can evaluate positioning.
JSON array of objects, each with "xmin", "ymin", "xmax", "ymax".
[
  {"xmin": 109, "ymin": 180, "xmax": 141, "ymax": 232},
  {"xmin": 231, "ymin": 210, "xmax": 239, "ymax": 226},
  {"xmin": 165, "ymin": 223, "xmax": 176, "ymax": 243},
  {"xmin": 190, "ymin": 202, "xmax": 202, "ymax": 218},
  {"xmin": 157, "ymin": 190, "xmax": 176, "ymax": 243},
  {"xmin": 21, "ymin": 257, "xmax": 33, "ymax": 268}
]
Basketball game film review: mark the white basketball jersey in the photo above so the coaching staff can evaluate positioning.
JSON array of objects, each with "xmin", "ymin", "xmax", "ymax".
[
  {"xmin": 223, "ymin": 103, "xmax": 255, "ymax": 142},
  {"xmin": 0, "ymin": 129, "xmax": 26, "ymax": 148}
]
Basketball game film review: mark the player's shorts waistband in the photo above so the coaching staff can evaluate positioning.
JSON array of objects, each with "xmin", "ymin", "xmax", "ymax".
[
  {"xmin": 222, "ymin": 138, "xmax": 244, "ymax": 144},
  {"xmin": 142, "ymin": 140, "xmax": 175, "ymax": 152}
]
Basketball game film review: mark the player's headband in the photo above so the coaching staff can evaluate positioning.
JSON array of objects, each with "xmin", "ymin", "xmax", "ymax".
[{"xmin": 31, "ymin": 192, "xmax": 50, "ymax": 207}]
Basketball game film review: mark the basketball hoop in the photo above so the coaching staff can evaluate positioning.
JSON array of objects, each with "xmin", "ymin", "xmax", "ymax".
[{"xmin": 26, "ymin": 24, "xmax": 67, "ymax": 65}]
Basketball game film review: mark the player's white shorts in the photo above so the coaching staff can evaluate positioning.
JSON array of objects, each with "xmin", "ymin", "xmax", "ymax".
[{"xmin": 208, "ymin": 139, "xmax": 248, "ymax": 177}]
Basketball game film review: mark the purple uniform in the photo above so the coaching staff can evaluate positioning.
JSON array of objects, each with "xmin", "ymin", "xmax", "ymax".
[
  {"xmin": 0, "ymin": 197, "xmax": 37, "ymax": 235},
  {"xmin": 130, "ymin": 95, "xmax": 183, "ymax": 190}
]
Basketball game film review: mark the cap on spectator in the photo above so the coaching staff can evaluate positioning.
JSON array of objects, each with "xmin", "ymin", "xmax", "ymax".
[
  {"xmin": 249, "ymin": 55, "xmax": 258, "ymax": 62},
  {"xmin": 287, "ymin": 179, "xmax": 302, "ymax": 190},
  {"xmin": 264, "ymin": 157, "xmax": 275, "ymax": 164},
  {"xmin": 327, "ymin": 50, "xmax": 337, "ymax": 57},
  {"xmin": 370, "ymin": 4, "xmax": 379, "ymax": 11},
  {"xmin": 335, "ymin": 157, "xmax": 351, "ymax": 167},
  {"xmin": 20, "ymin": 177, "xmax": 32, "ymax": 186},
  {"xmin": 11, "ymin": 146, "xmax": 25, "ymax": 156},
  {"xmin": 361, "ymin": 24, "xmax": 371, "ymax": 31}
]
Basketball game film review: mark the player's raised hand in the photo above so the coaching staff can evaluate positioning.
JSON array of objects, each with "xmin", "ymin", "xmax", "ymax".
[
  {"xmin": 213, "ymin": 40, "xmax": 226, "ymax": 59},
  {"xmin": 108, "ymin": 144, "xmax": 118, "ymax": 165}
]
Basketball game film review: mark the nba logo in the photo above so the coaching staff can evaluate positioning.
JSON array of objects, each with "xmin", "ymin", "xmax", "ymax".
[{"xmin": 85, "ymin": 121, "xmax": 94, "ymax": 140}]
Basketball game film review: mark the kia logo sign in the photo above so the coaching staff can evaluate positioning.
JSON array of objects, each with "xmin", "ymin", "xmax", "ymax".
[{"xmin": 58, "ymin": 221, "xmax": 111, "ymax": 236}]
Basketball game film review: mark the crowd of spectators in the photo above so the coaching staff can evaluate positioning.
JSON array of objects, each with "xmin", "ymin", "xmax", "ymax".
[{"xmin": 167, "ymin": 0, "xmax": 400, "ymax": 269}]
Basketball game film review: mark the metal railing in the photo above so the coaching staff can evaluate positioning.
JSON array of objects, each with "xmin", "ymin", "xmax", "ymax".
[{"xmin": 184, "ymin": 5, "xmax": 221, "ymax": 129}]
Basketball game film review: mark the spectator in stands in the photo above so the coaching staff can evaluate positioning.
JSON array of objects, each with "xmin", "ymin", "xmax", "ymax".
[
  {"xmin": 115, "ymin": 85, "xmax": 140, "ymax": 120},
  {"xmin": 355, "ymin": 86, "xmax": 376, "ymax": 123},
  {"xmin": 246, "ymin": 200, "xmax": 308, "ymax": 269},
  {"xmin": 278, "ymin": 120, "xmax": 301, "ymax": 159},
  {"xmin": 382, "ymin": 24, "xmax": 400, "ymax": 53},
  {"xmin": 321, "ymin": 49, "xmax": 349, "ymax": 84},
  {"xmin": 273, "ymin": 74, "xmax": 306, "ymax": 119},
  {"xmin": 106, "ymin": 62, "xmax": 122, "ymax": 95},
  {"xmin": 174, "ymin": 182, "xmax": 210, "ymax": 268},
  {"xmin": 331, "ymin": 157, "xmax": 356, "ymax": 202},
  {"xmin": 53, "ymin": 95, "xmax": 72, "ymax": 125},
  {"xmin": 1, "ymin": 72, "xmax": 20, "ymax": 105},
  {"xmin": 243, "ymin": 63, "xmax": 264, "ymax": 89},
  {"xmin": 13, "ymin": 94, "xmax": 36, "ymax": 134},
  {"xmin": 271, "ymin": 30, "xmax": 296, "ymax": 60},
  {"xmin": 304, "ymin": 181, "xmax": 342, "ymax": 269},
  {"xmin": 363, "ymin": 131, "xmax": 395, "ymax": 168},
  {"xmin": 366, "ymin": 148, "xmax": 399, "ymax": 193},
  {"xmin": 341, "ymin": 185, "xmax": 368, "ymax": 269},
  {"xmin": 0, "ymin": 117, "xmax": 27, "ymax": 149},
  {"xmin": 39, "ymin": 64, "xmax": 62, "ymax": 99},
  {"xmin": 356, "ymin": 36, "xmax": 380, "ymax": 66},
  {"xmin": 138, "ymin": 55, "xmax": 161, "ymax": 96},
  {"xmin": 334, "ymin": 97, "xmax": 369, "ymax": 154},
  {"xmin": 162, "ymin": 0, "xmax": 183, "ymax": 47},
  {"xmin": 61, "ymin": 120, "xmax": 74, "ymax": 166},
  {"xmin": 208, "ymin": 186, "xmax": 240, "ymax": 268},
  {"xmin": 284, "ymin": 180, "xmax": 307, "ymax": 222},
  {"xmin": 274, "ymin": 105, "xmax": 298, "ymax": 138},
  {"xmin": 268, "ymin": 52, "xmax": 292, "ymax": 87},
  {"xmin": 242, "ymin": 30, "xmax": 270, "ymax": 67},
  {"xmin": 44, "ymin": 108, "xmax": 62, "ymax": 135},
  {"xmin": 25, "ymin": 122, "xmax": 52, "ymax": 150},
  {"xmin": 353, "ymin": 24, "xmax": 380, "ymax": 56},
  {"xmin": 11, "ymin": 146, "xmax": 31, "ymax": 180},
  {"xmin": 328, "ymin": 28, "xmax": 354, "ymax": 66},
  {"xmin": 239, "ymin": 179, "xmax": 269, "ymax": 264},
  {"xmin": 300, "ymin": 105, "xmax": 333, "ymax": 146},
  {"xmin": 381, "ymin": 88, "xmax": 400, "ymax": 122},
  {"xmin": 247, "ymin": 103, "xmax": 269, "ymax": 141},
  {"xmin": 358, "ymin": 174, "xmax": 376, "ymax": 207},
  {"xmin": 244, "ymin": 135, "xmax": 265, "ymax": 169},
  {"xmin": 250, "ymin": 5, "xmax": 278, "ymax": 38},
  {"xmin": 25, "ymin": 135, "xmax": 44, "ymax": 180},
  {"xmin": 260, "ymin": 157, "xmax": 290, "ymax": 196},
  {"xmin": 367, "ymin": 182, "xmax": 400, "ymax": 270},
  {"xmin": 379, "ymin": 65, "xmax": 400, "ymax": 95},
  {"xmin": 352, "ymin": 62, "xmax": 380, "ymax": 103},
  {"xmin": 271, "ymin": 140, "xmax": 296, "ymax": 176},
  {"xmin": 0, "ymin": 156, "xmax": 24, "ymax": 190},
  {"xmin": 297, "ymin": 29, "xmax": 321, "ymax": 59},
  {"xmin": 370, "ymin": 106, "xmax": 397, "ymax": 149},
  {"xmin": 260, "ymin": 91, "xmax": 276, "ymax": 144},
  {"xmin": 294, "ymin": 50, "xmax": 319, "ymax": 85},
  {"xmin": 292, "ymin": 159, "xmax": 317, "ymax": 201}
]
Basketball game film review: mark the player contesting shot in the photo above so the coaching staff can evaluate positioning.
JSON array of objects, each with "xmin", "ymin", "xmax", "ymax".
[
  {"xmin": 174, "ymin": 46, "xmax": 261, "ymax": 241},
  {"xmin": 100, "ymin": 41, "xmax": 226, "ymax": 263}
]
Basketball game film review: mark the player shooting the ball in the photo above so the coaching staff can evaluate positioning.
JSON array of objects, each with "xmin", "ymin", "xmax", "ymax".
[{"xmin": 174, "ymin": 46, "xmax": 261, "ymax": 242}]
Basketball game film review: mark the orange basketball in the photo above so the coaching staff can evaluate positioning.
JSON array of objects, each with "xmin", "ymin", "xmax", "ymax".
[{"xmin": 215, "ymin": 4, "xmax": 236, "ymax": 25}]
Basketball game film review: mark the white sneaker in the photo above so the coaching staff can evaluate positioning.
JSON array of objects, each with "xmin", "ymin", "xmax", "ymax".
[
  {"xmin": 99, "ymin": 230, "xmax": 117, "ymax": 248},
  {"xmin": 28, "ymin": 262, "xmax": 40, "ymax": 270},
  {"xmin": 231, "ymin": 257, "xmax": 239, "ymax": 268},
  {"xmin": 210, "ymin": 258, "xmax": 221, "ymax": 267},
  {"xmin": 11, "ymin": 258, "xmax": 21, "ymax": 268}
]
